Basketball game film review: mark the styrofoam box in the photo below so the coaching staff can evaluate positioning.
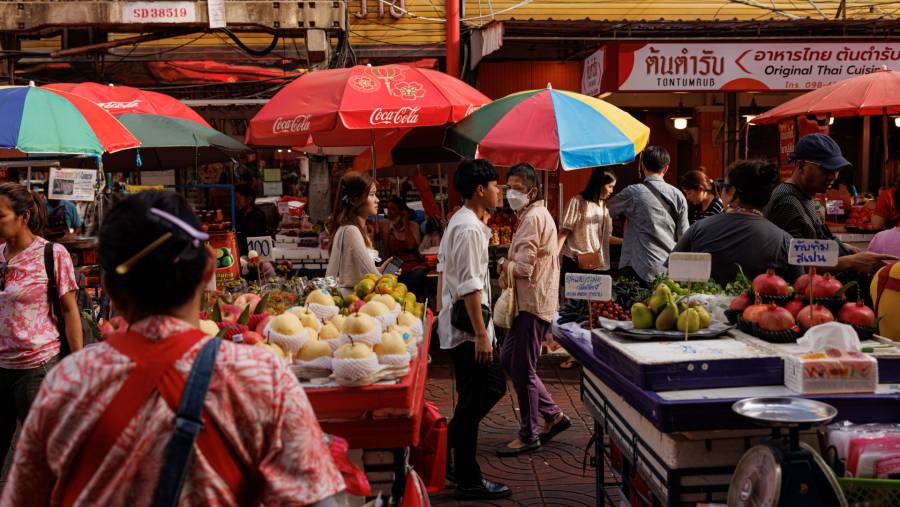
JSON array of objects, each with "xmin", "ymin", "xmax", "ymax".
[{"xmin": 784, "ymin": 350, "xmax": 878, "ymax": 394}]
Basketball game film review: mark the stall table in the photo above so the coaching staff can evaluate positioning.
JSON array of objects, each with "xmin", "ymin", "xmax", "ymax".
[
  {"xmin": 553, "ymin": 321, "xmax": 900, "ymax": 506},
  {"xmin": 304, "ymin": 312, "xmax": 433, "ymax": 503}
]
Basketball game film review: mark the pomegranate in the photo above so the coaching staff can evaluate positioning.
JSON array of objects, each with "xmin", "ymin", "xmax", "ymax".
[
  {"xmin": 784, "ymin": 297, "xmax": 805, "ymax": 317},
  {"xmin": 757, "ymin": 303, "xmax": 796, "ymax": 332},
  {"xmin": 798, "ymin": 304, "xmax": 834, "ymax": 329},
  {"xmin": 815, "ymin": 273, "xmax": 844, "ymax": 298},
  {"xmin": 794, "ymin": 273, "xmax": 824, "ymax": 297},
  {"xmin": 752, "ymin": 268, "xmax": 789, "ymax": 297},
  {"xmin": 730, "ymin": 292, "xmax": 751, "ymax": 311},
  {"xmin": 838, "ymin": 300, "xmax": 877, "ymax": 328},
  {"xmin": 742, "ymin": 302, "xmax": 769, "ymax": 323}
]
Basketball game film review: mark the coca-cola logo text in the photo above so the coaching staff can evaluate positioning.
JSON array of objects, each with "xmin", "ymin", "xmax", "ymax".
[
  {"xmin": 272, "ymin": 114, "xmax": 312, "ymax": 134},
  {"xmin": 369, "ymin": 107, "xmax": 421, "ymax": 126},
  {"xmin": 98, "ymin": 100, "xmax": 142, "ymax": 110}
]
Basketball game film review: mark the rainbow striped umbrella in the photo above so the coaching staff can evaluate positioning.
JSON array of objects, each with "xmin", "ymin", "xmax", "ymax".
[
  {"xmin": 445, "ymin": 88, "xmax": 649, "ymax": 171},
  {"xmin": 0, "ymin": 86, "xmax": 139, "ymax": 156}
]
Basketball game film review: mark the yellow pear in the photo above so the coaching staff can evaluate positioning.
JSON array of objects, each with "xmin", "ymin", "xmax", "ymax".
[
  {"xmin": 328, "ymin": 314, "xmax": 347, "ymax": 331},
  {"xmin": 320, "ymin": 322, "xmax": 341, "ymax": 341},
  {"xmin": 360, "ymin": 301, "xmax": 390, "ymax": 318},
  {"xmin": 270, "ymin": 313, "xmax": 304, "ymax": 336},
  {"xmin": 255, "ymin": 341, "xmax": 287, "ymax": 358},
  {"xmin": 343, "ymin": 313, "xmax": 378, "ymax": 335},
  {"xmin": 306, "ymin": 289, "xmax": 336, "ymax": 307},
  {"xmin": 199, "ymin": 319, "xmax": 220, "ymax": 336},
  {"xmin": 397, "ymin": 311, "xmax": 419, "ymax": 328},
  {"xmin": 375, "ymin": 332, "xmax": 407, "ymax": 356},
  {"xmin": 288, "ymin": 306, "xmax": 320, "ymax": 330},
  {"xmin": 335, "ymin": 342, "xmax": 374, "ymax": 360},
  {"xmin": 371, "ymin": 294, "xmax": 398, "ymax": 311},
  {"xmin": 298, "ymin": 339, "xmax": 333, "ymax": 361}
]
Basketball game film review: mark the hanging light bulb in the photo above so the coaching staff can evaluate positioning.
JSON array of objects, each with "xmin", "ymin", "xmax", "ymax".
[
  {"xmin": 673, "ymin": 117, "xmax": 688, "ymax": 130},
  {"xmin": 894, "ymin": 117, "xmax": 900, "ymax": 128},
  {"xmin": 829, "ymin": 117, "xmax": 835, "ymax": 125}
]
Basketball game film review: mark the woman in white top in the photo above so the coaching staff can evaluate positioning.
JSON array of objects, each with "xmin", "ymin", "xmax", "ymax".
[
  {"xmin": 557, "ymin": 168, "xmax": 621, "ymax": 277},
  {"xmin": 326, "ymin": 172, "xmax": 393, "ymax": 292}
]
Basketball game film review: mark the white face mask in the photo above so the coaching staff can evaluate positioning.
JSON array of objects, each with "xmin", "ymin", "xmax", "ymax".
[{"xmin": 506, "ymin": 188, "xmax": 531, "ymax": 211}]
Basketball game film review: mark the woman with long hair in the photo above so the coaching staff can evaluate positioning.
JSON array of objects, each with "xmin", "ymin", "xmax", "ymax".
[
  {"xmin": 557, "ymin": 168, "xmax": 621, "ymax": 277},
  {"xmin": 680, "ymin": 170, "xmax": 724, "ymax": 224},
  {"xmin": 0, "ymin": 182, "xmax": 82, "ymax": 466},
  {"xmin": 326, "ymin": 172, "xmax": 393, "ymax": 292},
  {"xmin": 1, "ymin": 190, "xmax": 344, "ymax": 506}
]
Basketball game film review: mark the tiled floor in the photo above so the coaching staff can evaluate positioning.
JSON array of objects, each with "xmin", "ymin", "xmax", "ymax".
[{"xmin": 425, "ymin": 349, "xmax": 620, "ymax": 507}]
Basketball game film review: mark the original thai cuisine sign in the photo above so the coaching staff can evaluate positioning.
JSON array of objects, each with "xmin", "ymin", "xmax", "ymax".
[{"xmin": 618, "ymin": 42, "xmax": 900, "ymax": 91}]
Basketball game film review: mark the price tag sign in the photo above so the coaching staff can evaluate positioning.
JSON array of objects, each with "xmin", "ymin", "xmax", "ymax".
[
  {"xmin": 668, "ymin": 252, "xmax": 712, "ymax": 283},
  {"xmin": 565, "ymin": 273, "xmax": 612, "ymax": 301},
  {"xmin": 789, "ymin": 239, "xmax": 839, "ymax": 267},
  {"xmin": 826, "ymin": 199, "xmax": 845, "ymax": 216},
  {"xmin": 247, "ymin": 236, "xmax": 274, "ymax": 259}
]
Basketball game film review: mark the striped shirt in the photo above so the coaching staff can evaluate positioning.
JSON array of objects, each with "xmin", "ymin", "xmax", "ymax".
[{"xmin": 764, "ymin": 182, "xmax": 849, "ymax": 255}]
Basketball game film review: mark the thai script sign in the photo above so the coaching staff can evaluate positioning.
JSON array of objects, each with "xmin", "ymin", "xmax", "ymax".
[
  {"xmin": 619, "ymin": 42, "xmax": 900, "ymax": 91},
  {"xmin": 789, "ymin": 239, "xmax": 839, "ymax": 267},
  {"xmin": 565, "ymin": 273, "xmax": 612, "ymax": 301}
]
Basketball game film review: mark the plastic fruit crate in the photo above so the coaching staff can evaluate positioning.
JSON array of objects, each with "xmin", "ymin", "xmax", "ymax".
[{"xmin": 838, "ymin": 477, "xmax": 900, "ymax": 507}]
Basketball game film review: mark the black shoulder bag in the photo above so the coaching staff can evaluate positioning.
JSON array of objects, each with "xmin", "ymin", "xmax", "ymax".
[
  {"xmin": 642, "ymin": 181, "xmax": 680, "ymax": 239},
  {"xmin": 45, "ymin": 243, "xmax": 71, "ymax": 357}
]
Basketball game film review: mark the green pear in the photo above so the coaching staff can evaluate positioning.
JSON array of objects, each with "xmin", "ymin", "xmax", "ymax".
[
  {"xmin": 677, "ymin": 300, "xmax": 688, "ymax": 313},
  {"xmin": 650, "ymin": 285, "xmax": 672, "ymax": 314},
  {"xmin": 631, "ymin": 303, "xmax": 654, "ymax": 329},
  {"xmin": 694, "ymin": 305, "xmax": 712, "ymax": 328},
  {"xmin": 677, "ymin": 308, "xmax": 701, "ymax": 333},
  {"xmin": 655, "ymin": 303, "xmax": 679, "ymax": 331}
]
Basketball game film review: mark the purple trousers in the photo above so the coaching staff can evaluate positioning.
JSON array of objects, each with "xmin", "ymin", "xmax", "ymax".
[{"xmin": 500, "ymin": 311, "xmax": 562, "ymax": 444}]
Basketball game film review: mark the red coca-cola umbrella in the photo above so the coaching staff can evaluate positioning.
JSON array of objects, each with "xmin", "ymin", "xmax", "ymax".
[
  {"xmin": 247, "ymin": 64, "xmax": 489, "ymax": 151},
  {"xmin": 44, "ymin": 82, "xmax": 211, "ymax": 127}
]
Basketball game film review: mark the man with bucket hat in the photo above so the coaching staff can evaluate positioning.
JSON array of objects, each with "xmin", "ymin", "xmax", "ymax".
[{"xmin": 765, "ymin": 133, "xmax": 895, "ymax": 274}]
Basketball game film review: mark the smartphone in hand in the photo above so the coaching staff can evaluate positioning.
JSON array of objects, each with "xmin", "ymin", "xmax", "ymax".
[{"xmin": 383, "ymin": 257, "xmax": 404, "ymax": 275}]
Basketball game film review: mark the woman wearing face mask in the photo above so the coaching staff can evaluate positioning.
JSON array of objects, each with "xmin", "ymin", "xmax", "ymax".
[
  {"xmin": 557, "ymin": 168, "xmax": 621, "ymax": 279},
  {"xmin": 326, "ymin": 172, "xmax": 395, "ymax": 294},
  {"xmin": 0, "ymin": 182, "xmax": 83, "ymax": 468},
  {"xmin": 496, "ymin": 163, "xmax": 569, "ymax": 457},
  {"xmin": 680, "ymin": 170, "xmax": 724, "ymax": 224},
  {"xmin": 378, "ymin": 196, "xmax": 428, "ymax": 298}
]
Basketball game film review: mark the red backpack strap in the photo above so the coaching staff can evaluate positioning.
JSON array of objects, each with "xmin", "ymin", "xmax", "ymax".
[{"xmin": 61, "ymin": 329, "xmax": 207, "ymax": 507}]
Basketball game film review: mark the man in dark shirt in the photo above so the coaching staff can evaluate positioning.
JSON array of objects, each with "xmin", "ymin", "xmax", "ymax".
[
  {"xmin": 764, "ymin": 133, "xmax": 894, "ymax": 274},
  {"xmin": 234, "ymin": 184, "xmax": 269, "ymax": 256}
]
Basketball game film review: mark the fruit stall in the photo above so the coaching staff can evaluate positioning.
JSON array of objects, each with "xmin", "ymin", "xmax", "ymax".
[
  {"xmin": 100, "ymin": 271, "xmax": 433, "ymax": 502},
  {"xmin": 553, "ymin": 270, "xmax": 900, "ymax": 507}
]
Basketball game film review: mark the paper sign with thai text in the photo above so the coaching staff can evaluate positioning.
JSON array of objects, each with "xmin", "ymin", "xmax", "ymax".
[
  {"xmin": 618, "ymin": 42, "xmax": 900, "ymax": 91},
  {"xmin": 565, "ymin": 273, "xmax": 612, "ymax": 301},
  {"xmin": 581, "ymin": 47, "xmax": 605, "ymax": 96},
  {"xmin": 247, "ymin": 236, "xmax": 274, "ymax": 259},
  {"xmin": 789, "ymin": 239, "xmax": 839, "ymax": 267},
  {"xmin": 207, "ymin": 0, "xmax": 226, "ymax": 28},
  {"xmin": 48, "ymin": 168, "xmax": 97, "ymax": 202},
  {"xmin": 668, "ymin": 252, "xmax": 712, "ymax": 283}
]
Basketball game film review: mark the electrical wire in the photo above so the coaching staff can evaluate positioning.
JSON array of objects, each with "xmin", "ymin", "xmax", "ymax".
[{"xmin": 217, "ymin": 28, "xmax": 280, "ymax": 57}]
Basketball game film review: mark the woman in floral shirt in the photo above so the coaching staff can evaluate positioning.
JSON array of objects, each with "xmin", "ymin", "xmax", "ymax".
[
  {"xmin": 1, "ymin": 191, "xmax": 344, "ymax": 506},
  {"xmin": 0, "ymin": 182, "xmax": 82, "ymax": 467}
]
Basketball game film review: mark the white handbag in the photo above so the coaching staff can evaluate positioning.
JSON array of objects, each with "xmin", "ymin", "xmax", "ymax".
[{"xmin": 493, "ymin": 260, "xmax": 517, "ymax": 329}]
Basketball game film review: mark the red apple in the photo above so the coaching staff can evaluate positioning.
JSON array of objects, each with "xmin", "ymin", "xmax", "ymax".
[
  {"xmin": 240, "ymin": 331, "xmax": 265, "ymax": 345},
  {"xmin": 254, "ymin": 315, "xmax": 272, "ymax": 335},
  {"xmin": 234, "ymin": 293, "xmax": 262, "ymax": 314}
]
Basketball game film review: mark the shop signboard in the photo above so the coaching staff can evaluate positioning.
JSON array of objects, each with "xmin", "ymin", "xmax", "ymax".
[
  {"xmin": 788, "ymin": 239, "xmax": 839, "ymax": 267},
  {"xmin": 581, "ymin": 47, "xmax": 605, "ymax": 96},
  {"xmin": 122, "ymin": 2, "xmax": 197, "ymax": 23},
  {"xmin": 48, "ymin": 168, "xmax": 97, "ymax": 202},
  {"xmin": 618, "ymin": 42, "xmax": 900, "ymax": 91}
]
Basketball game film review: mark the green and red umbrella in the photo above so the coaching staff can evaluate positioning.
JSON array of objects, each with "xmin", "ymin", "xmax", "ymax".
[
  {"xmin": 0, "ymin": 85, "xmax": 139, "ymax": 156},
  {"xmin": 43, "ymin": 82, "xmax": 249, "ymax": 170}
]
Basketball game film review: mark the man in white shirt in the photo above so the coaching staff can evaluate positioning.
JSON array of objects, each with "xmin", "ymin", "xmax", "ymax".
[{"xmin": 437, "ymin": 159, "xmax": 511, "ymax": 501}]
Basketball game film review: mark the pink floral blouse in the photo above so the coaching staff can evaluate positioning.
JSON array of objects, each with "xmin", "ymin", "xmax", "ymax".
[
  {"xmin": 0, "ymin": 315, "xmax": 345, "ymax": 506},
  {"xmin": 0, "ymin": 237, "xmax": 78, "ymax": 369}
]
